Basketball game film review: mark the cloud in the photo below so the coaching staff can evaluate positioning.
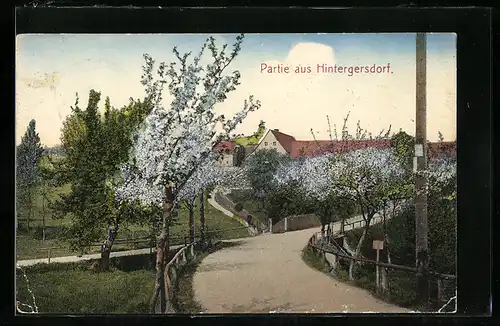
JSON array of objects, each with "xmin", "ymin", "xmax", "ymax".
[
  {"xmin": 216, "ymin": 41, "xmax": 456, "ymax": 141},
  {"xmin": 15, "ymin": 36, "xmax": 456, "ymax": 146}
]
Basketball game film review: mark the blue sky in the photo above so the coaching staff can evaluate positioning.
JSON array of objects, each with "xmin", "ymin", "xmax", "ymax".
[{"xmin": 16, "ymin": 33, "xmax": 456, "ymax": 146}]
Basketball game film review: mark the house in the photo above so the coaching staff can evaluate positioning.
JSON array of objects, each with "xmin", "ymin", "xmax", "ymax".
[
  {"xmin": 245, "ymin": 128, "xmax": 456, "ymax": 160},
  {"xmin": 214, "ymin": 141, "xmax": 235, "ymax": 167},
  {"xmin": 246, "ymin": 129, "xmax": 296, "ymax": 157}
]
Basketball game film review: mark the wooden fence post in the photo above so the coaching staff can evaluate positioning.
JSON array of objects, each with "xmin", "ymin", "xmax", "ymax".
[{"xmin": 329, "ymin": 253, "xmax": 337, "ymax": 272}]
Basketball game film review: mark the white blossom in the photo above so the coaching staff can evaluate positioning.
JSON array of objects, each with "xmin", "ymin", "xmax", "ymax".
[
  {"xmin": 116, "ymin": 37, "xmax": 260, "ymax": 212},
  {"xmin": 428, "ymin": 156, "xmax": 456, "ymax": 192}
]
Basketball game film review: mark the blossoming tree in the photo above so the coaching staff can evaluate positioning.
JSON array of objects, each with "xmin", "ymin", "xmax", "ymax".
[
  {"xmin": 177, "ymin": 158, "xmax": 226, "ymax": 244},
  {"xmin": 115, "ymin": 34, "xmax": 260, "ymax": 312},
  {"xmin": 274, "ymin": 153, "xmax": 342, "ymax": 231},
  {"xmin": 329, "ymin": 147, "xmax": 406, "ymax": 278}
]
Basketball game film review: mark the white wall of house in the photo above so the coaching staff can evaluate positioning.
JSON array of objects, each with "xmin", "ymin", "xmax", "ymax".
[
  {"xmin": 252, "ymin": 130, "xmax": 288, "ymax": 155},
  {"xmin": 217, "ymin": 153, "xmax": 234, "ymax": 167}
]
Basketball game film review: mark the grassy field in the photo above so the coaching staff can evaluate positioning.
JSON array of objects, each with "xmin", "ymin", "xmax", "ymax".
[
  {"xmin": 16, "ymin": 252, "xmax": 176, "ymax": 314},
  {"xmin": 226, "ymin": 189, "xmax": 268, "ymax": 224},
  {"xmin": 17, "ymin": 181, "xmax": 250, "ymax": 260}
]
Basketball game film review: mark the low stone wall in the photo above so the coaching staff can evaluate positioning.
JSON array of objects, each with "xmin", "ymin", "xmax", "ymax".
[{"xmin": 272, "ymin": 214, "xmax": 321, "ymax": 233}]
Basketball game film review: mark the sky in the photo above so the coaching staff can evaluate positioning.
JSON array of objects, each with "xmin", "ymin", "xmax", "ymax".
[{"xmin": 16, "ymin": 33, "xmax": 456, "ymax": 147}]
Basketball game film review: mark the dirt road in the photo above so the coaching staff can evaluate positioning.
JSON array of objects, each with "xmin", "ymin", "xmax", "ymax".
[{"xmin": 192, "ymin": 224, "xmax": 410, "ymax": 313}]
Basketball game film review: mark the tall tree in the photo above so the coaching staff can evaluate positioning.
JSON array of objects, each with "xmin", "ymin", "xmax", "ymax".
[
  {"xmin": 16, "ymin": 119, "xmax": 44, "ymax": 234},
  {"xmin": 51, "ymin": 90, "xmax": 153, "ymax": 270},
  {"xmin": 178, "ymin": 160, "xmax": 227, "ymax": 243},
  {"xmin": 244, "ymin": 148, "xmax": 290, "ymax": 206},
  {"xmin": 331, "ymin": 147, "xmax": 407, "ymax": 280},
  {"xmin": 115, "ymin": 34, "xmax": 260, "ymax": 313}
]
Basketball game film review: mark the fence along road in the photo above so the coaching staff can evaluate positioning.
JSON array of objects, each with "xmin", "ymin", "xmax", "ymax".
[{"xmin": 192, "ymin": 216, "xmax": 410, "ymax": 313}]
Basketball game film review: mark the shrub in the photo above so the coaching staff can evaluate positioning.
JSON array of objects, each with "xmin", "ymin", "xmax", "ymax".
[{"xmin": 234, "ymin": 203, "xmax": 243, "ymax": 212}]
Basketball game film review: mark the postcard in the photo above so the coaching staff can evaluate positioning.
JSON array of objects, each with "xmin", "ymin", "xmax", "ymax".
[{"xmin": 15, "ymin": 33, "xmax": 456, "ymax": 314}]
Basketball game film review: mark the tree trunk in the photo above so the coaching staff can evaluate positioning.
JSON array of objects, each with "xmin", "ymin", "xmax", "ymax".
[
  {"xmin": 100, "ymin": 222, "xmax": 119, "ymax": 271},
  {"xmin": 199, "ymin": 191, "xmax": 205, "ymax": 244},
  {"xmin": 188, "ymin": 202, "xmax": 195, "ymax": 244},
  {"xmin": 150, "ymin": 231, "xmax": 168, "ymax": 313},
  {"xmin": 149, "ymin": 185, "xmax": 173, "ymax": 314},
  {"xmin": 349, "ymin": 222, "xmax": 370, "ymax": 281}
]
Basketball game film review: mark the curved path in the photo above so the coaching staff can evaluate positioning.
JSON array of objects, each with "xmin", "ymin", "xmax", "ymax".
[{"xmin": 192, "ymin": 220, "xmax": 410, "ymax": 313}]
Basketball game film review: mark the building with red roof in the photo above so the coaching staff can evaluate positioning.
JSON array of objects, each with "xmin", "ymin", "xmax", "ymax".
[
  {"xmin": 214, "ymin": 141, "xmax": 235, "ymax": 167},
  {"xmin": 245, "ymin": 128, "xmax": 456, "ymax": 161}
]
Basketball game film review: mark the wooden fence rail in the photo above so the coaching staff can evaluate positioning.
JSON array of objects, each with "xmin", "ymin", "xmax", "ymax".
[
  {"xmin": 31, "ymin": 225, "xmax": 249, "ymax": 263},
  {"xmin": 308, "ymin": 223, "xmax": 456, "ymax": 310}
]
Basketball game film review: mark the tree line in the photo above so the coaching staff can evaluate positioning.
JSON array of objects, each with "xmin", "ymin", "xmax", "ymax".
[{"xmin": 242, "ymin": 117, "xmax": 456, "ymax": 280}]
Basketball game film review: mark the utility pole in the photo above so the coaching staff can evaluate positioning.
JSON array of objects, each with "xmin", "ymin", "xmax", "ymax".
[{"xmin": 415, "ymin": 32, "xmax": 430, "ymax": 309}]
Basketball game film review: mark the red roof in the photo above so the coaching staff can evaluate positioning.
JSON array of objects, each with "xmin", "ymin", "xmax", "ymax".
[
  {"xmin": 214, "ymin": 141, "xmax": 234, "ymax": 153},
  {"xmin": 427, "ymin": 141, "xmax": 456, "ymax": 159},
  {"xmin": 289, "ymin": 139, "xmax": 456, "ymax": 159},
  {"xmin": 290, "ymin": 139, "xmax": 392, "ymax": 158},
  {"xmin": 270, "ymin": 129, "xmax": 296, "ymax": 154}
]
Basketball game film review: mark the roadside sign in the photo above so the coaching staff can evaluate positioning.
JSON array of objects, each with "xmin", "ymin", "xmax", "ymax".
[{"xmin": 372, "ymin": 240, "xmax": 384, "ymax": 250}]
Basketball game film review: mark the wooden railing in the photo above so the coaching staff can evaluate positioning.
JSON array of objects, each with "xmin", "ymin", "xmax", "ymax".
[
  {"xmin": 308, "ymin": 220, "xmax": 456, "ymax": 311},
  {"xmin": 30, "ymin": 228, "xmax": 248, "ymax": 263},
  {"xmin": 161, "ymin": 241, "xmax": 200, "ymax": 313},
  {"xmin": 33, "ymin": 235, "xmax": 193, "ymax": 263}
]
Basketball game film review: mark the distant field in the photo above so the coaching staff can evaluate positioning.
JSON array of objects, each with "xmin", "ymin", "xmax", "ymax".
[{"xmin": 16, "ymin": 182, "xmax": 250, "ymax": 260}]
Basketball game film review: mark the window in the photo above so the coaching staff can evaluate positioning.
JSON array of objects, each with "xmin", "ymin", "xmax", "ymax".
[
  {"xmin": 264, "ymin": 142, "xmax": 268, "ymax": 146},
  {"xmin": 273, "ymin": 141, "xmax": 276, "ymax": 146}
]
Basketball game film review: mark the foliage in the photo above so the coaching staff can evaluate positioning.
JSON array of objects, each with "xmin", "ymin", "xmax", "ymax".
[
  {"xmin": 50, "ymin": 90, "xmax": 154, "ymax": 252},
  {"xmin": 244, "ymin": 148, "xmax": 291, "ymax": 200},
  {"xmin": 233, "ymin": 144, "xmax": 246, "ymax": 167},
  {"xmin": 16, "ymin": 119, "xmax": 44, "ymax": 230},
  {"xmin": 114, "ymin": 34, "xmax": 260, "ymax": 311},
  {"xmin": 234, "ymin": 203, "xmax": 243, "ymax": 212},
  {"xmin": 390, "ymin": 130, "xmax": 415, "ymax": 174},
  {"xmin": 388, "ymin": 156, "xmax": 457, "ymax": 274},
  {"xmin": 117, "ymin": 34, "xmax": 260, "ymax": 210}
]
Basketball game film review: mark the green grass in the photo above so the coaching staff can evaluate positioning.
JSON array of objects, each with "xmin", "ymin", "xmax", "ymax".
[
  {"xmin": 338, "ymin": 227, "xmax": 426, "ymax": 310},
  {"xmin": 231, "ymin": 134, "xmax": 262, "ymax": 146},
  {"xmin": 15, "ymin": 252, "xmax": 175, "ymax": 314},
  {"xmin": 226, "ymin": 190, "xmax": 268, "ymax": 224},
  {"xmin": 171, "ymin": 194, "xmax": 251, "ymax": 242},
  {"xmin": 17, "ymin": 185, "xmax": 250, "ymax": 260},
  {"xmin": 301, "ymin": 246, "xmax": 331, "ymax": 273},
  {"xmin": 301, "ymin": 244, "xmax": 422, "ymax": 311}
]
